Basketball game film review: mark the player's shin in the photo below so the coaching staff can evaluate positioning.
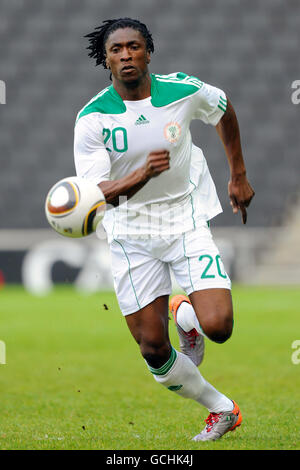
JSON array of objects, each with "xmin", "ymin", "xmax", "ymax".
[{"xmin": 147, "ymin": 348, "xmax": 233, "ymax": 412}]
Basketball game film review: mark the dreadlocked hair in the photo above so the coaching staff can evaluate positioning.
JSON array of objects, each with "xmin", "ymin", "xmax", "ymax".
[{"xmin": 84, "ymin": 18, "xmax": 154, "ymax": 68}]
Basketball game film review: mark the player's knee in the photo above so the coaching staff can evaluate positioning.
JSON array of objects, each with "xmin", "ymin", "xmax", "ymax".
[
  {"xmin": 202, "ymin": 310, "xmax": 233, "ymax": 344},
  {"xmin": 140, "ymin": 339, "xmax": 171, "ymax": 369},
  {"xmin": 209, "ymin": 325, "xmax": 232, "ymax": 344}
]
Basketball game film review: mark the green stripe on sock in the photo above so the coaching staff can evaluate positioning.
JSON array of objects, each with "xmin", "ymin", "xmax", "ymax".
[{"xmin": 148, "ymin": 347, "xmax": 177, "ymax": 376}]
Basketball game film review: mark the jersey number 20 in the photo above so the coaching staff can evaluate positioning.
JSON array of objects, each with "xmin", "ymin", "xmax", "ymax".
[{"xmin": 103, "ymin": 127, "xmax": 128, "ymax": 153}]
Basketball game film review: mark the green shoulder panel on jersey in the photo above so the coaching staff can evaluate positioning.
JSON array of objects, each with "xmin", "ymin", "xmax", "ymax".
[
  {"xmin": 76, "ymin": 85, "xmax": 126, "ymax": 122},
  {"xmin": 76, "ymin": 72, "xmax": 203, "ymax": 121},
  {"xmin": 150, "ymin": 72, "xmax": 203, "ymax": 107}
]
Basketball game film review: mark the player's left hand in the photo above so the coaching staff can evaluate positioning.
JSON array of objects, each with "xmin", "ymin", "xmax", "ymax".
[{"xmin": 228, "ymin": 174, "xmax": 255, "ymax": 224}]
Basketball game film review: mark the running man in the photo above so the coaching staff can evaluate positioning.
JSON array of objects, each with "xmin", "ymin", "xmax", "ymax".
[{"xmin": 74, "ymin": 18, "xmax": 254, "ymax": 441}]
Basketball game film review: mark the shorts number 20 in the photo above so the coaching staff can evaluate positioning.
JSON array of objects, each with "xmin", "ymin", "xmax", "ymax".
[{"xmin": 199, "ymin": 254, "xmax": 227, "ymax": 279}]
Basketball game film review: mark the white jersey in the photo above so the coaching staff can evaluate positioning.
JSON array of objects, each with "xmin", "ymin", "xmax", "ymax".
[{"xmin": 74, "ymin": 72, "xmax": 227, "ymax": 241}]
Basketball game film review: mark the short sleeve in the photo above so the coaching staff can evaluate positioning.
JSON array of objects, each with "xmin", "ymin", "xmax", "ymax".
[
  {"xmin": 192, "ymin": 82, "xmax": 227, "ymax": 126},
  {"xmin": 74, "ymin": 114, "xmax": 111, "ymax": 184}
]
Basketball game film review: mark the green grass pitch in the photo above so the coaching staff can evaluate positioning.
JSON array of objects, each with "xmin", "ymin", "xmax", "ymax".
[{"xmin": 0, "ymin": 285, "xmax": 299, "ymax": 450}]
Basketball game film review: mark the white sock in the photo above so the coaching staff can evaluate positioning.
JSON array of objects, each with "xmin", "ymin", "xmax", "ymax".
[
  {"xmin": 176, "ymin": 301, "xmax": 206, "ymax": 337},
  {"xmin": 147, "ymin": 348, "xmax": 233, "ymax": 413}
]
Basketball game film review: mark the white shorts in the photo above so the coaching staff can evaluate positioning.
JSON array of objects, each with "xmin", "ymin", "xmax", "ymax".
[{"xmin": 109, "ymin": 224, "xmax": 231, "ymax": 316}]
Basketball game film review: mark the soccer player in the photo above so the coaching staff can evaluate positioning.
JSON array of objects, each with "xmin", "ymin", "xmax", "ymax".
[{"xmin": 74, "ymin": 18, "xmax": 254, "ymax": 441}]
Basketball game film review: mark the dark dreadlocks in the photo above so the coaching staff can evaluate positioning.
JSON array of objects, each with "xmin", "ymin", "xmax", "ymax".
[{"xmin": 84, "ymin": 18, "xmax": 154, "ymax": 68}]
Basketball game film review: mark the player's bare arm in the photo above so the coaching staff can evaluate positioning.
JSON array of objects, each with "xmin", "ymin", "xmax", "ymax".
[
  {"xmin": 99, "ymin": 149, "xmax": 170, "ymax": 206},
  {"xmin": 215, "ymin": 98, "xmax": 255, "ymax": 224}
]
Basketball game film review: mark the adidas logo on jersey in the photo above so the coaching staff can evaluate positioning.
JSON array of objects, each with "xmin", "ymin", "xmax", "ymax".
[{"xmin": 135, "ymin": 115, "xmax": 150, "ymax": 125}]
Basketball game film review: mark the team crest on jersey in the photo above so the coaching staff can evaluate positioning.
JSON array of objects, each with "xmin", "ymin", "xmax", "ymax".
[{"xmin": 164, "ymin": 122, "xmax": 181, "ymax": 143}]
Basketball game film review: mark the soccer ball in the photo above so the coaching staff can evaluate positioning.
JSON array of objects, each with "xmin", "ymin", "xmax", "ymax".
[{"xmin": 45, "ymin": 176, "xmax": 106, "ymax": 238}]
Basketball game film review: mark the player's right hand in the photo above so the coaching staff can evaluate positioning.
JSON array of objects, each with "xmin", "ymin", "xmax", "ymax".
[{"xmin": 144, "ymin": 150, "xmax": 170, "ymax": 178}]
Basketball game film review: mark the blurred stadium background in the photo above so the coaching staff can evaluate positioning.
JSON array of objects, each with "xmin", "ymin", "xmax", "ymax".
[{"xmin": 0, "ymin": 0, "xmax": 299, "ymax": 294}]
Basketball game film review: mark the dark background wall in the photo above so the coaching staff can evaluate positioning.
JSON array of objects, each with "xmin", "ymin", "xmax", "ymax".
[{"xmin": 0, "ymin": 0, "xmax": 299, "ymax": 228}]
